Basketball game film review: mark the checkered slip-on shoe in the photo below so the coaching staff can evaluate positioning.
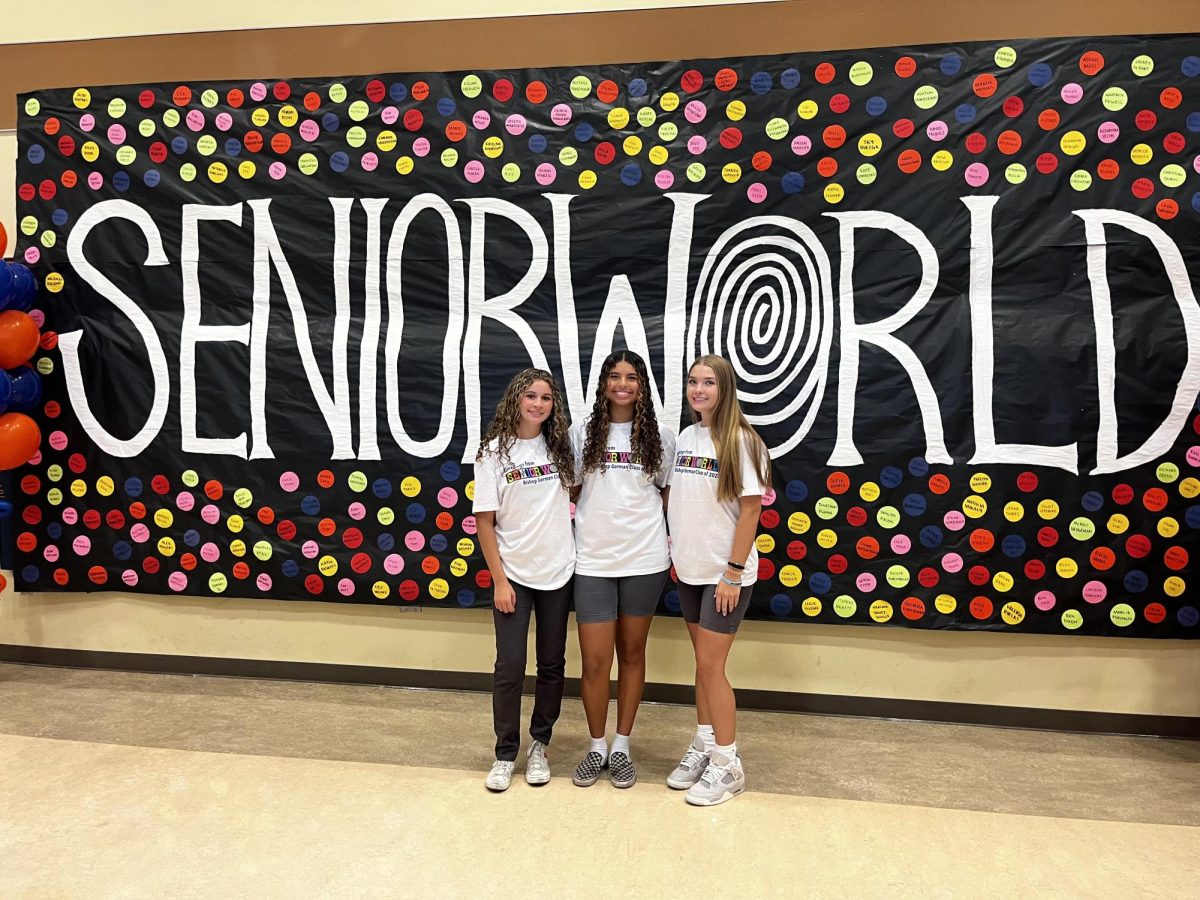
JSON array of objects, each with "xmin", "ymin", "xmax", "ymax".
[
  {"xmin": 608, "ymin": 750, "xmax": 637, "ymax": 789},
  {"xmin": 571, "ymin": 750, "xmax": 607, "ymax": 787}
]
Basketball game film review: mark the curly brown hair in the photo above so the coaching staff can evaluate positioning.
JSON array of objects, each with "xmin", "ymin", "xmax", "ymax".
[
  {"xmin": 580, "ymin": 350, "xmax": 664, "ymax": 477},
  {"xmin": 477, "ymin": 367, "xmax": 575, "ymax": 490}
]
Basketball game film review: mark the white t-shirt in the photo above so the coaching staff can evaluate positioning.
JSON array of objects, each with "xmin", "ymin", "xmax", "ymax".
[
  {"xmin": 666, "ymin": 423, "xmax": 769, "ymax": 587},
  {"xmin": 472, "ymin": 435, "xmax": 575, "ymax": 590},
  {"xmin": 570, "ymin": 419, "xmax": 675, "ymax": 577}
]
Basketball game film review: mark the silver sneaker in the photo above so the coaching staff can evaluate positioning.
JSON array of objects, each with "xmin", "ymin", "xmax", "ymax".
[
  {"xmin": 526, "ymin": 740, "xmax": 551, "ymax": 785},
  {"xmin": 685, "ymin": 750, "xmax": 745, "ymax": 806},
  {"xmin": 666, "ymin": 735, "xmax": 711, "ymax": 790},
  {"xmin": 485, "ymin": 759, "xmax": 515, "ymax": 792}
]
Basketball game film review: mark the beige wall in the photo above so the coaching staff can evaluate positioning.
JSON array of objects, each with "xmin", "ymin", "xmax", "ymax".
[
  {"xmin": 3, "ymin": 581, "xmax": 1198, "ymax": 716},
  {"xmin": 2, "ymin": 0, "xmax": 779, "ymax": 43},
  {"xmin": 2, "ymin": 1, "xmax": 1198, "ymax": 719}
]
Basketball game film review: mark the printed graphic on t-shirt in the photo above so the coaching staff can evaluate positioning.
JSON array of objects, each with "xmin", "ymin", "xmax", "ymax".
[
  {"xmin": 602, "ymin": 448, "xmax": 644, "ymax": 469},
  {"xmin": 674, "ymin": 451, "xmax": 719, "ymax": 479},
  {"xmin": 502, "ymin": 460, "xmax": 559, "ymax": 486}
]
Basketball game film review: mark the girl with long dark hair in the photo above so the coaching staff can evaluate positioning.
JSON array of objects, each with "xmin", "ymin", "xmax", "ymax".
[{"xmin": 569, "ymin": 350, "xmax": 674, "ymax": 789}]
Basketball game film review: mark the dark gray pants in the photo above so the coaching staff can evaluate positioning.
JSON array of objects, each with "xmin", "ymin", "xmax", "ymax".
[{"xmin": 492, "ymin": 579, "xmax": 572, "ymax": 761}]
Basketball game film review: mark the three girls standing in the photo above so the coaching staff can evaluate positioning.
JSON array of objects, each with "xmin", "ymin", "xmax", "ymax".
[{"xmin": 473, "ymin": 354, "xmax": 768, "ymax": 807}]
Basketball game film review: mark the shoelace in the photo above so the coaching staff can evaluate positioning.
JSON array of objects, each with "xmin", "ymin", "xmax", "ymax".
[
  {"xmin": 529, "ymin": 747, "xmax": 547, "ymax": 769},
  {"xmin": 698, "ymin": 763, "xmax": 729, "ymax": 788},
  {"xmin": 679, "ymin": 747, "xmax": 707, "ymax": 770}
]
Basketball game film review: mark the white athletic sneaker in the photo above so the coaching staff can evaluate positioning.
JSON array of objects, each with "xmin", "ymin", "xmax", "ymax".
[
  {"xmin": 526, "ymin": 741, "xmax": 551, "ymax": 785},
  {"xmin": 684, "ymin": 751, "xmax": 746, "ymax": 806},
  {"xmin": 666, "ymin": 735, "xmax": 711, "ymax": 790},
  {"xmin": 485, "ymin": 759, "xmax": 515, "ymax": 792}
]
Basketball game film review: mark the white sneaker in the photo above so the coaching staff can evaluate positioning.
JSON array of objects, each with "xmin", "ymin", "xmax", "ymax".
[
  {"xmin": 666, "ymin": 735, "xmax": 711, "ymax": 790},
  {"xmin": 485, "ymin": 759, "xmax": 515, "ymax": 792},
  {"xmin": 685, "ymin": 751, "xmax": 745, "ymax": 806},
  {"xmin": 526, "ymin": 741, "xmax": 551, "ymax": 785}
]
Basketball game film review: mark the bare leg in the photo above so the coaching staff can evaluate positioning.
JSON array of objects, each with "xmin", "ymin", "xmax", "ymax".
[
  {"xmin": 577, "ymin": 621, "xmax": 616, "ymax": 739},
  {"xmin": 614, "ymin": 614, "xmax": 654, "ymax": 736},
  {"xmin": 684, "ymin": 621, "xmax": 713, "ymax": 727},
  {"xmin": 692, "ymin": 627, "xmax": 737, "ymax": 745}
]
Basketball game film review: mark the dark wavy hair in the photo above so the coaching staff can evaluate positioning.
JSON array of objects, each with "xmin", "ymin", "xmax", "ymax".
[
  {"xmin": 580, "ymin": 350, "xmax": 664, "ymax": 478},
  {"xmin": 477, "ymin": 368, "xmax": 575, "ymax": 489}
]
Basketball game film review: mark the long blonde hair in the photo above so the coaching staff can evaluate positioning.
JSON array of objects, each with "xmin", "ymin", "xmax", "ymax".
[{"xmin": 688, "ymin": 355, "xmax": 771, "ymax": 503}]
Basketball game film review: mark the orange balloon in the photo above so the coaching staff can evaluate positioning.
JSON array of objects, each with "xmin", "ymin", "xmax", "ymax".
[
  {"xmin": 0, "ymin": 412, "xmax": 41, "ymax": 470},
  {"xmin": 0, "ymin": 311, "xmax": 40, "ymax": 369},
  {"xmin": 0, "ymin": 221, "xmax": 7, "ymax": 258}
]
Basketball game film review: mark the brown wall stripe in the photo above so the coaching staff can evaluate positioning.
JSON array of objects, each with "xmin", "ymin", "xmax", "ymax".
[{"xmin": 3, "ymin": 1, "xmax": 1199, "ymax": 129}]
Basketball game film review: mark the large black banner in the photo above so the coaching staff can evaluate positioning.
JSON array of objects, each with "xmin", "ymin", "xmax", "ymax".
[{"xmin": 12, "ymin": 35, "xmax": 1200, "ymax": 637}]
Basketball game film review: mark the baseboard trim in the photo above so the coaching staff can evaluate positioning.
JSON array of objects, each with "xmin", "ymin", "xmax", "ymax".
[{"xmin": 1, "ymin": 643, "xmax": 1195, "ymax": 739}]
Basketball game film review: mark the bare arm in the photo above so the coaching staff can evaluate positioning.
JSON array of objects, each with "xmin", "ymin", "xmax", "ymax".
[
  {"xmin": 475, "ymin": 511, "xmax": 516, "ymax": 613},
  {"xmin": 714, "ymin": 494, "xmax": 762, "ymax": 615}
]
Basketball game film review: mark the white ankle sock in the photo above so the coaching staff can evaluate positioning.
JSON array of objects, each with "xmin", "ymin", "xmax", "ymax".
[
  {"xmin": 696, "ymin": 724, "xmax": 716, "ymax": 751},
  {"xmin": 590, "ymin": 736, "xmax": 608, "ymax": 759},
  {"xmin": 715, "ymin": 741, "xmax": 738, "ymax": 765},
  {"xmin": 611, "ymin": 733, "xmax": 631, "ymax": 756}
]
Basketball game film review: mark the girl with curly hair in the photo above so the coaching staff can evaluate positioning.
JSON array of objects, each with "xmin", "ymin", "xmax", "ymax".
[
  {"xmin": 568, "ymin": 350, "xmax": 675, "ymax": 790},
  {"xmin": 473, "ymin": 368, "xmax": 576, "ymax": 793},
  {"xmin": 665, "ymin": 354, "xmax": 771, "ymax": 807}
]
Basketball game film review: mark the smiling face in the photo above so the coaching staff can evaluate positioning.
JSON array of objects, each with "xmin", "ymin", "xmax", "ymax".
[
  {"xmin": 687, "ymin": 364, "xmax": 719, "ymax": 421},
  {"xmin": 605, "ymin": 360, "xmax": 640, "ymax": 420},
  {"xmin": 518, "ymin": 379, "xmax": 554, "ymax": 436}
]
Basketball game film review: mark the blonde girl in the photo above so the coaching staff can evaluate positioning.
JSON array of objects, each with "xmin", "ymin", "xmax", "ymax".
[{"xmin": 664, "ymin": 355, "xmax": 771, "ymax": 806}]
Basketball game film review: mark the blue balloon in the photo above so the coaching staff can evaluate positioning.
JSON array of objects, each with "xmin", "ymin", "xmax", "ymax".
[
  {"xmin": 8, "ymin": 264, "xmax": 36, "ymax": 311},
  {"xmin": 0, "ymin": 369, "xmax": 12, "ymax": 413},
  {"xmin": 0, "ymin": 263, "xmax": 13, "ymax": 311},
  {"xmin": 0, "ymin": 499, "xmax": 13, "ymax": 519},
  {"xmin": 6, "ymin": 367, "xmax": 41, "ymax": 411}
]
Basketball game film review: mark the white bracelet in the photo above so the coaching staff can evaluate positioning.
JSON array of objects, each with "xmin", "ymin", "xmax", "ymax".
[{"xmin": 719, "ymin": 575, "xmax": 741, "ymax": 587}]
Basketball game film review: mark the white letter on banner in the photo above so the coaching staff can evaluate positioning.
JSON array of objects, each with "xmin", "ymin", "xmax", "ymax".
[
  {"xmin": 1075, "ymin": 209, "xmax": 1200, "ymax": 475},
  {"xmin": 248, "ymin": 198, "xmax": 353, "ymax": 459},
  {"xmin": 356, "ymin": 198, "xmax": 389, "ymax": 460},
  {"xmin": 180, "ymin": 203, "xmax": 249, "ymax": 458},
  {"xmin": 964, "ymin": 196, "xmax": 1078, "ymax": 472},
  {"xmin": 459, "ymin": 197, "xmax": 550, "ymax": 462},
  {"xmin": 548, "ymin": 192, "xmax": 706, "ymax": 427},
  {"xmin": 61, "ymin": 199, "xmax": 170, "ymax": 457},
  {"xmin": 384, "ymin": 194, "xmax": 465, "ymax": 460},
  {"xmin": 824, "ymin": 210, "xmax": 951, "ymax": 467}
]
